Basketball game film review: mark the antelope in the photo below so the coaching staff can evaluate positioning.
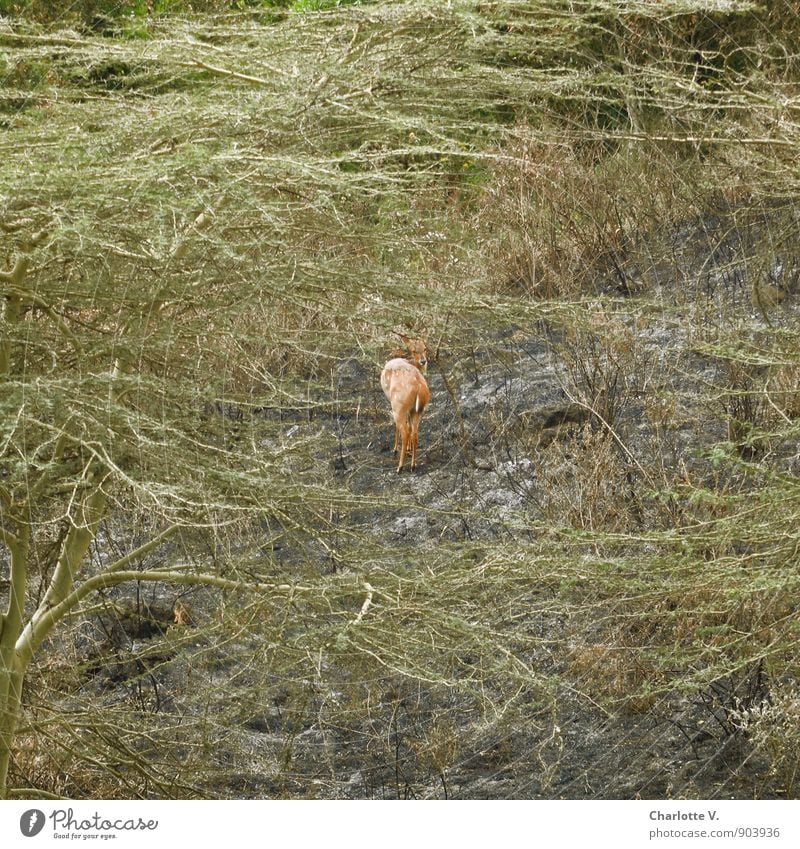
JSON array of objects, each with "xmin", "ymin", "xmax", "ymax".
[
  {"xmin": 380, "ymin": 334, "xmax": 430, "ymax": 473},
  {"xmin": 172, "ymin": 599, "xmax": 193, "ymax": 627}
]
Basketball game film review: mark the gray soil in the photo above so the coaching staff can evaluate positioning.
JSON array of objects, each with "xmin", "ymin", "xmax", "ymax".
[{"xmin": 44, "ymin": 205, "xmax": 799, "ymax": 800}]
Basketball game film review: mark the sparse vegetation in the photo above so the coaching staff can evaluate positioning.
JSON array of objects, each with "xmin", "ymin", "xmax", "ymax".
[{"xmin": 1, "ymin": 0, "xmax": 800, "ymax": 799}]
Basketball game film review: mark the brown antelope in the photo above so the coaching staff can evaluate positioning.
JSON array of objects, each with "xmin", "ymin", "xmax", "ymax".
[
  {"xmin": 380, "ymin": 334, "xmax": 430, "ymax": 473},
  {"xmin": 172, "ymin": 599, "xmax": 193, "ymax": 627}
]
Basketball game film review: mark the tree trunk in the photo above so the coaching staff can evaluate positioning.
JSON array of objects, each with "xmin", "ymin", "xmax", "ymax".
[
  {"xmin": 0, "ymin": 525, "xmax": 30, "ymax": 800},
  {"xmin": 0, "ymin": 662, "xmax": 24, "ymax": 800}
]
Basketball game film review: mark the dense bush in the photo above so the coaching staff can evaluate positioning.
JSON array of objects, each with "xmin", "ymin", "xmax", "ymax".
[{"xmin": 2, "ymin": 0, "xmax": 800, "ymax": 800}]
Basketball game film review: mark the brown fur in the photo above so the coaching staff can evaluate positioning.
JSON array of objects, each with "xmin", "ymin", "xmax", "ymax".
[
  {"xmin": 172, "ymin": 599, "xmax": 193, "ymax": 626},
  {"xmin": 380, "ymin": 335, "xmax": 430, "ymax": 473}
]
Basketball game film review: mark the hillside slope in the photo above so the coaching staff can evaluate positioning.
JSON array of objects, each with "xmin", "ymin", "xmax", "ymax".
[{"xmin": 1, "ymin": 0, "xmax": 800, "ymax": 798}]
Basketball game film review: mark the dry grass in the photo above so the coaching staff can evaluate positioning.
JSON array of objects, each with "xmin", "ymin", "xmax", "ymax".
[{"xmin": 3, "ymin": 0, "xmax": 800, "ymax": 799}]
